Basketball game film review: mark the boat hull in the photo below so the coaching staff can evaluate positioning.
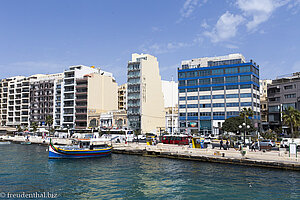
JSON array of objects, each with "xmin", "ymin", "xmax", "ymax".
[{"xmin": 48, "ymin": 142, "xmax": 112, "ymax": 159}]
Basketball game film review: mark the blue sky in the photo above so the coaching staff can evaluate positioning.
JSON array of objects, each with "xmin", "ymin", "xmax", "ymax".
[{"xmin": 0, "ymin": 0, "xmax": 300, "ymax": 84}]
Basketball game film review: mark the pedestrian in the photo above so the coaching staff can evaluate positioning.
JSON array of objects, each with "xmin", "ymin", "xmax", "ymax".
[
  {"xmin": 251, "ymin": 142, "xmax": 256, "ymax": 152},
  {"xmin": 220, "ymin": 139, "xmax": 223, "ymax": 150},
  {"xmin": 226, "ymin": 140, "xmax": 229, "ymax": 150}
]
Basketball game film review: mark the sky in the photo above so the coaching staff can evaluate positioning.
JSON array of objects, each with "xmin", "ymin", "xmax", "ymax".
[{"xmin": 0, "ymin": 0, "xmax": 300, "ymax": 84}]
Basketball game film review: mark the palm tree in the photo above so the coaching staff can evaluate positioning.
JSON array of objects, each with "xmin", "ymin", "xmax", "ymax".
[
  {"xmin": 31, "ymin": 122, "xmax": 38, "ymax": 133},
  {"xmin": 45, "ymin": 115, "xmax": 53, "ymax": 133},
  {"xmin": 240, "ymin": 107, "xmax": 254, "ymax": 119},
  {"xmin": 282, "ymin": 106, "xmax": 300, "ymax": 138}
]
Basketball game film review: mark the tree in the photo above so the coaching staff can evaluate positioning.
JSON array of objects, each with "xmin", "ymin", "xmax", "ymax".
[
  {"xmin": 282, "ymin": 106, "xmax": 300, "ymax": 138},
  {"xmin": 31, "ymin": 122, "xmax": 38, "ymax": 133},
  {"xmin": 45, "ymin": 115, "xmax": 53, "ymax": 133},
  {"xmin": 260, "ymin": 129, "xmax": 277, "ymax": 140},
  {"xmin": 240, "ymin": 107, "xmax": 254, "ymax": 119},
  {"xmin": 222, "ymin": 116, "xmax": 256, "ymax": 134}
]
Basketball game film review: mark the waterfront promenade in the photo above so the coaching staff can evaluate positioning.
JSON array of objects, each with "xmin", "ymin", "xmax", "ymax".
[{"xmin": 1, "ymin": 135, "xmax": 299, "ymax": 170}]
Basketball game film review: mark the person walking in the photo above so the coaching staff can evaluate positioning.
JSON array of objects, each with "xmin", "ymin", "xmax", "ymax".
[
  {"xmin": 226, "ymin": 140, "xmax": 229, "ymax": 150},
  {"xmin": 251, "ymin": 141, "xmax": 256, "ymax": 152},
  {"xmin": 220, "ymin": 139, "xmax": 223, "ymax": 150}
]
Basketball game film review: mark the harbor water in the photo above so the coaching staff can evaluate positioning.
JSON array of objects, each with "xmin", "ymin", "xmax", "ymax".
[{"xmin": 0, "ymin": 143, "xmax": 299, "ymax": 200}]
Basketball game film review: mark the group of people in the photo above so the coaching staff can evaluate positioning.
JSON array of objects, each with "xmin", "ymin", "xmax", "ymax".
[
  {"xmin": 219, "ymin": 140, "xmax": 230, "ymax": 150},
  {"xmin": 219, "ymin": 139, "xmax": 257, "ymax": 151}
]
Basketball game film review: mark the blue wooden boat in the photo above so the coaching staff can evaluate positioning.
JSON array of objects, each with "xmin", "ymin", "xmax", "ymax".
[{"xmin": 49, "ymin": 138, "xmax": 112, "ymax": 159}]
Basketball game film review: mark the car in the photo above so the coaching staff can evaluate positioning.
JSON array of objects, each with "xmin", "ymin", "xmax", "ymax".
[{"xmin": 256, "ymin": 140, "xmax": 276, "ymax": 147}]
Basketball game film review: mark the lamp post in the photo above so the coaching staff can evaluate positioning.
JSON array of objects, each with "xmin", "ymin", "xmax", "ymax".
[{"xmin": 239, "ymin": 123, "xmax": 250, "ymax": 146}]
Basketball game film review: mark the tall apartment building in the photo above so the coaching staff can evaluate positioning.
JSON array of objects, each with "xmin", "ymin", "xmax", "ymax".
[
  {"xmin": 178, "ymin": 54, "xmax": 260, "ymax": 135},
  {"xmin": 267, "ymin": 72, "xmax": 300, "ymax": 132},
  {"xmin": 29, "ymin": 73, "xmax": 63, "ymax": 127},
  {"xmin": 75, "ymin": 73, "xmax": 118, "ymax": 129},
  {"xmin": 118, "ymin": 83, "xmax": 127, "ymax": 110},
  {"xmin": 127, "ymin": 53, "xmax": 165, "ymax": 133},
  {"xmin": 0, "ymin": 76, "xmax": 32, "ymax": 128},
  {"xmin": 259, "ymin": 79, "xmax": 272, "ymax": 130}
]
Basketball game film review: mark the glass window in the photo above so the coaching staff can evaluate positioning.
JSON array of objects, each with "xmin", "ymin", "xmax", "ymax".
[
  {"xmin": 199, "ymin": 87, "xmax": 210, "ymax": 91},
  {"xmin": 240, "ymin": 84, "xmax": 251, "ymax": 89},
  {"xmin": 212, "ymin": 77, "xmax": 224, "ymax": 84},
  {"xmin": 212, "ymin": 95, "xmax": 224, "ymax": 99},
  {"xmin": 269, "ymin": 106, "xmax": 279, "ymax": 112},
  {"xmin": 179, "ymin": 80, "xmax": 185, "ymax": 86},
  {"xmin": 187, "ymin": 79, "xmax": 197, "ymax": 86},
  {"xmin": 226, "ymin": 94, "xmax": 239, "ymax": 98},
  {"xmin": 199, "ymin": 78, "xmax": 210, "ymax": 85},
  {"xmin": 179, "ymin": 89, "xmax": 186, "ymax": 93},
  {"xmin": 178, "ymin": 72, "xmax": 186, "ymax": 79},
  {"xmin": 241, "ymin": 102, "xmax": 252, "ymax": 106},
  {"xmin": 239, "ymin": 66, "xmax": 251, "ymax": 73},
  {"xmin": 284, "ymin": 93, "xmax": 296, "ymax": 99},
  {"xmin": 225, "ymin": 67, "xmax": 238, "ymax": 74},
  {"xmin": 226, "ymin": 102, "xmax": 239, "ymax": 107},
  {"xmin": 240, "ymin": 75, "xmax": 251, "ymax": 82},
  {"xmin": 282, "ymin": 103, "xmax": 296, "ymax": 110},
  {"xmin": 211, "ymin": 68, "xmax": 224, "ymax": 75},
  {"xmin": 187, "ymin": 96, "xmax": 198, "ymax": 100},
  {"xmin": 187, "ymin": 112, "xmax": 198, "ymax": 116},
  {"xmin": 187, "ymin": 104, "xmax": 198, "ymax": 108},
  {"xmin": 240, "ymin": 93, "xmax": 252, "ymax": 98},
  {"xmin": 284, "ymin": 85, "xmax": 293, "ymax": 90},
  {"xmin": 200, "ymin": 112, "xmax": 211, "ymax": 116},
  {"xmin": 179, "ymin": 97, "xmax": 186, "ymax": 101},
  {"xmin": 186, "ymin": 71, "xmax": 197, "ymax": 78},
  {"xmin": 212, "ymin": 86, "xmax": 224, "ymax": 91},
  {"xmin": 227, "ymin": 111, "xmax": 239, "ymax": 116},
  {"xmin": 198, "ymin": 70, "xmax": 211, "ymax": 76},
  {"xmin": 179, "ymin": 104, "xmax": 186, "ymax": 108},
  {"xmin": 200, "ymin": 104, "xmax": 211, "ymax": 108},
  {"xmin": 226, "ymin": 85, "xmax": 239, "ymax": 90},
  {"xmin": 213, "ymin": 112, "xmax": 225, "ymax": 116},
  {"xmin": 225, "ymin": 76, "xmax": 238, "ymax": 83},
  {"xmin": 213, "ymin": 103, "xmax": 224, "ymax": 107},
  {"xmin": 187, "ymin": 88, "xmax": 198, "ymax": 92},
  {"xmin": 199, "ymin": 95, "xmax": 211, "ymax": 99}
]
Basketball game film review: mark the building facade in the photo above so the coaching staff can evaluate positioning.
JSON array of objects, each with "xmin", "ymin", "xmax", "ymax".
[
  {"xmin": 127, "ymin": 53, "xmax": 165, "ymax": 134},
  {"xmin": 118, "ymin": 83, "xmax": 127, "ymax": 110},
  {"xmin": 178, "ymin": 54, "xmax": 260, "ymax": 135},
  {"xmin": 267, "ymin": 72, "xmax": 300, "ymax": 132},
  {"xmin": 259, "ymin": 79, "xmax": 272, "ymax": 130}
]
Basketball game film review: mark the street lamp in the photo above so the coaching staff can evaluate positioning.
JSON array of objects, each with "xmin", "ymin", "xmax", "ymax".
[{"xmin": 239, "ymin": 123, "xmax": 250, "ymax": 146}]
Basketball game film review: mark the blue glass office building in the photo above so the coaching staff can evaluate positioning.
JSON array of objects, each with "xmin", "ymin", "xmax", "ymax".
[{"xmin": 177, "ymin": 54, "xmax": 260, "ymax": 135}]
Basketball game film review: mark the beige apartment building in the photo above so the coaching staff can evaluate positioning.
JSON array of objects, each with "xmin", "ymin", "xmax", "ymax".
[
  {"xmin": 260, "ymin": 79, "xmax": 272, "ymax": 129},
  {"xmin": 75, "ymin": 73, "xmax": 118, "ymax": 129},
  {"xmin": 118, "ymin": 83, "xmax": 127, "ymax": 110},
  {"xmin": 127, "ymin": 53, "xmax": 165, "ymax": 134}
]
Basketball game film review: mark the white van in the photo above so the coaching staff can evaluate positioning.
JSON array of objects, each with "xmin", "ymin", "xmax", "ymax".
[{"xmin": 280, "ymin": 138, "xmax": 300, "ymax": 148}]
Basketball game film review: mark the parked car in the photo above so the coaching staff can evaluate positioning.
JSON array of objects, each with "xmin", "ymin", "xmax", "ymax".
[
  {"xmin": 256, "ymin": 140, "xmax": 276, "ymax": 147},
  {"xmin": 280, "ymin": 138, "xmax": 300, "ymax": 148}
]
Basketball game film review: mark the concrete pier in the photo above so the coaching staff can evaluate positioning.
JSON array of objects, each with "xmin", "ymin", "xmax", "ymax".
[{"xmin": 112, "ymin": 143, "xmax": 300, "ymax": 171}]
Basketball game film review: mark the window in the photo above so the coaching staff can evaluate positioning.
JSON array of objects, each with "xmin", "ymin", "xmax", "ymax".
[
  {"xmin": 179, "ymin": 89, "xmax": 186, "ymax": 93},
  {"xmin": 200, "ymin": 104, "xmax": 211, "ymax": 108},
  {"xmin": 198, "ymin": 70, "xmax": 211, "ymax": 76},
  {"xmin": 179, "ymin": 104, "xmax": 186, "ymax": 108},
  {"xmin": 225, "ymin": 67, "xmax": 238, "ymax": 74},
  {"xmin": 179, "ymin": 113, "xmax": 186, "ymax": 116},
  {"xmin": 211, "ymin": 68, "xmax": 224, "ymax": 75},
  {"xmin": 240, "ymin": 75, "xmax": 251, "ymax": 82},
  {"xmin": 199, "ymin": 95, "xmax": 211, "ymax": 99},
  {"xmin": 284, "ymin": 93, "xmax": 296, "ymax": 99},
  {"xmin": 240, "ymin": 84, "xmax": 251, "ymax": 89},
  {"xmin": 213, "ymin": 112, "xmax": 225, "ymax": 116},
  {"xmin": 199, "ymin": 87, "xmax": 210, "ymax": 91},
  {"xmin": 212, "ymin": 95, "xmax": 224, "ymax": 99},
  {"xmin": 226, "ymin": 94, "xmax": 239, "ymax": 98},
  {"xmin": 241, "ymin": 102, "xmax": 252, "ymax": 106},
  {"xmin": 187, "ymin": 88, "xmax": 198, "ymax": 92},
  {"xmin": 213, "ymin": 103, "xmax": 224, "ymax": 107},
  {"xmin": 178, "ymin": 72, "xmax": 186, "ymax": 79},
  {"xmin": 212, "ymin": 86, "xmax": 224, "ymax": 91},
  {"xmin": 186, "ymin": 71, "xmax": 197, "ymax": 78},
  {"xmin": 240, "ymin": 93, "xmax": 252, "ymax": 98},
  {"xmin": 225, "ymin": 76, "xmax": 238, "ymax": 83},
  {"xmin": 179, "ymin": 80, "xmax": 185, "ymax": 86},
  {"xmin": 284, "ymin": 85, "xmax": 293, "ymax": 90},
  {"xmin": 269, "ymin": 106, "xmax": 279, "ymax": 112},
  {"xmin": 187, "ymin": 104, "xmax": 198, "ymax": 108},
  {"xmin": 187, "ymin": 96, "xmax": 198, "ymax": 100},
  {"xmin": 187, "ymin": 79, "xmax": 197, "ymax": 86},
  {"xmin": 212, "ymin": 77, "xmax": 224, "ymax": 84},
  {"xmin": 227, "ymin": 111, "xmax": 239, "ymax": 116},
  {"xmin": 283, "ymin": 103, "xmax": 295, "ymax": 110},
  {"xmin": 179, "ymin": 97, "xmax": 186, "ymax": 101},
  {"xmin": 239, "ymin": 66, "xmax": 251, "ymax": 73},
  {"xmin": 199, "ymin": 78, "xmax": 210, "ymax": 85},
  {"xmin": 187, "ymin": 112, "xmax": 198, "ymax": 116},
  {"xmin": 226, "ymin": 85, "xmax": 239, "ymax": 90},
  {"xmin": 226, "ymin": 102, "xmax": 239, "ymax": 107},
  {"xmin": 200, "ymin": 112, "xmax": 211, "ymax": 116}
]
